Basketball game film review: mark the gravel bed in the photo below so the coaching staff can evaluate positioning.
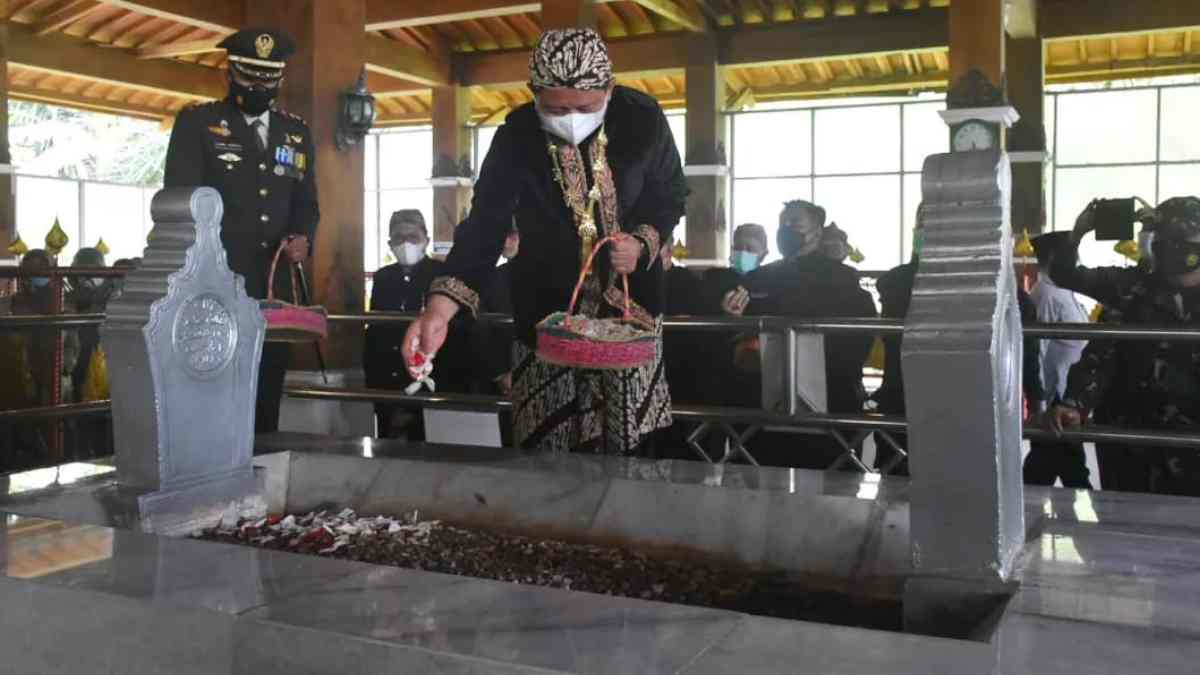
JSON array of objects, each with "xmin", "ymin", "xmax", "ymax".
[{"xmin": 195, "ymin": 508, "xmax": 900, "ymax": 630}]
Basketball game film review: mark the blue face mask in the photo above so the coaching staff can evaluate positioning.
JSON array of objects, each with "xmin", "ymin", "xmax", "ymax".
[
  {"xmin": 30, "ymin": 277, "xmax": 49, "ymax": 289},
  {"xmin": 731, "ymin": 250, "xmax": 759, "ymax": 275}
]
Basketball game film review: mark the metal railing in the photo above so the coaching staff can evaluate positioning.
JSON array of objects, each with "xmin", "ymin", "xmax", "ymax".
[{"xmin": 4, "ymin": 277, "xmax": 1200, "ymax": 471}]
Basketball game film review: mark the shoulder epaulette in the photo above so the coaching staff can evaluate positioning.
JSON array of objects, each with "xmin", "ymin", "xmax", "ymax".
[{"xmin": 277, "ymin": 109, "xmax": 306, "ymax": 124}]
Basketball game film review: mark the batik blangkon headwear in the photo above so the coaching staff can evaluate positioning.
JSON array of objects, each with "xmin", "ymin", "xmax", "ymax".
[{"xmin": 529, "ymin": 29, "xmax": 614, "ymax": 90}]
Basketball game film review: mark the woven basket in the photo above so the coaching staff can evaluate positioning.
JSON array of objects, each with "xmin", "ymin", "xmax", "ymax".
[
  {"xmin": 260, "ymin": 240, "xmax": 328, "ymax": 343},
  {"xmin": 536, "ymin": 235, "xmax": 657, "ymax": 370}
]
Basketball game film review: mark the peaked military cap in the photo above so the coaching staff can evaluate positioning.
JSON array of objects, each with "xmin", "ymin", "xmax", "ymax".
[{"xmin": 219, "ymin": 28, "xmax": 295, "ymax": 81}]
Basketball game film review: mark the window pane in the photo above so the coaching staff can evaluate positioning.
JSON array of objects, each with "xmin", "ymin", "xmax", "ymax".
[
  {"xmin": 378, "ymin": 188, "xmax": 433, "ymax": 250},
  {"xmin": 364, "ymin": 190, "xmax": 379, "ymax": 273},
  {"xmin": 17, "ymin": 176, "xmax": 81, "ymax": 263},
  {"xmin": 903, "ymin": 102, "xmax": 947, "ymax": 172},
  {"xmin": 733, "ymin": 111, "xmax": 811, "ymax": 178},
  {"xmin": 814, "ymin": 175, "xmax": 902, "ymax": 270},
  {"xmin": 378, "ymin": 130, "xmax": 432, "ymax": 188},
  {"xmin": 1055, "ymin": 89, "xmax": 1157, "ymax": 165},
  {"xmin": 1160, "ymin": 86, "xmax": 1200, "ymax": 161},
  {"xmin": 1045, "ymin": 94, "xmax": 1056, "ymax": 157},
  {"xmin": 732, "ymin": 177, "xmax": 811, "ymax": 262},
  {"xmin": 666, "ymin": 113, "xmax": 686, "ymax": 163},
  {"xmin": 83, "ymin": 182, "xmax": 148, "ymax": 263},
  {"xmin": 364, "ymin": 134, "xmax": 378, "ymax": 191},
  {"xmin": 475, "ymin": 126, "xmax": 499, "ymax": 174},
  {"xmin": 1053, "ymin": 166, "xmax": 1156, "ymax": 268},
  {"xmin": 814, "ymin": 105, "xmax": 901, "ymax": 175},
  {"xmin": 902, "ymin": 173, "xmax": 922, "ymax": 263},
  {"xmin": 1158, "ymin": 163, "xmax": 1200, "ymax": 203}
]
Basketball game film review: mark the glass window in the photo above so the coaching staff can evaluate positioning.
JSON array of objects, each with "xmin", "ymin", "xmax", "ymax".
[
  {"xmin": 364, "ymin": 134, "xmax": 378, "ymax": 191},
  {"xmin": 1055, "ymin": 89, "xmax": 1157, "ymax": 165},
  {"xmin": 1053, "ymin": 165, "xmax": 1156, "ymax": 268},
  {"xmin": 901, "ymin": 173, "xmax": 923, "ymax": 263},
  {"xmin": 1160, "ymin": 86, "xmax": 1200, "ymax": 162},
  {"xmin": 666, "ymin": 113, "xmax": 686, "ymax": 163},
  {"xmin": 1045, "ymin": 94, "xmax": 1056, "ymax": 157},
  {"xmin": 475, "ymin": 125, "xmax": 499, "ymax": 173},
  {"xmin": 1158, "ymin": 163, "xmax": 1200, "ymax": 203},
  {"xmin": 903, "ymin": 102, "xmax": 947, "ymax": 172},
  {"xmin": 378, "ymin": 188, "xmax": 433, "ymax": 248},
  {"xmin": 378, "ymin": 130, "xmax": 433, "ymax": 188},
  {"xmin": 364, "ymin": 190, "xmax": 380, "ymax": 272},
  {"xmin": 814, "ymin": 175, "xmax": 902, "ymax": 270},
  {"xmin": 82, "ymin": 182, "xmax": 148, "ymax": 263},
  {"xmin": 731, "ymin": 177, "xmax": 811, "ymax": 262},
  {"xmin": 16, "ymin": 176, "xmax": 81, "ymax": 263},
  {"xmin": 733, "ymin": 110, "xmax": 811, "ymax": 178},
  {"xmin": 814, "ymin": 105, "xmax": 901, "ymax": 175}
]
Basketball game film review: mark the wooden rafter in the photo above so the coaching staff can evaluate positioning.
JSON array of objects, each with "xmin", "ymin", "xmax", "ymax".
[
  {"xmin": 33, "ymin": 0, "xmax": 105, "ymax": 36},
  {"xmin": 619, "ymin": 0, "xmax": 704, "ymax": 31},
  {"xmin": 95, "ymin": 0, "xmax": 239, "ymax": 34},
  {"xmin": 364, "ymin": 34, "xmax": 452, "ymax": 87},
  {"xmin": 136, "ymin": 36, "xmax": 222, "ymax": 59},
  {"xmin": 366, "ymin": 0, "xmax": 539, "ymax": 31}
]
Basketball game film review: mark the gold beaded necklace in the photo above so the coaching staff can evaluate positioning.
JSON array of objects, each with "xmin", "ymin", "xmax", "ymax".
[{"xmin": 547, "ymin": 127, "xmax": 609, "ymax": 270}]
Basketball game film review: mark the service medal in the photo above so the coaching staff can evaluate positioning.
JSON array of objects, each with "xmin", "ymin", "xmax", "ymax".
[{"xmin": 217, "ymin": 153, "xmax": 241, "ymax": 163}]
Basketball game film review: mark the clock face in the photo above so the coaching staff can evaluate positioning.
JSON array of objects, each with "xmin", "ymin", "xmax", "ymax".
[{"xmin": 953, "ymin": 121, "xmax": 995, "ymax": 152}]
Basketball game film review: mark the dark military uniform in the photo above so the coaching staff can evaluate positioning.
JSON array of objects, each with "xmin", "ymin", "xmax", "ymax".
[{"xmin": 1053, "ymin": 244, "xmax": 1200, "ymax": 496}]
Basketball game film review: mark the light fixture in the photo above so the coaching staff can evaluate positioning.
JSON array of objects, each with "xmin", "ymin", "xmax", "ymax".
[{"xmin": 335, "ymin": 67, "xmax": 376, "ymax": 151}]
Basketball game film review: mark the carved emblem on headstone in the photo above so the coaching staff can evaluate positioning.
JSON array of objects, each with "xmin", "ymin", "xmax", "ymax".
[
  {"xmin": 102, "ymin": 187, "xmax": 265, "ymax": 517},
  {"xmin": 173, "ymin": 294, "xmax": 237, "ymax": 377}
]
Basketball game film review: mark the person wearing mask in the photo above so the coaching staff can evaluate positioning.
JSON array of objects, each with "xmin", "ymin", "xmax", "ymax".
[
  {"xmin": 1049, "ymin": 197, "xmax": 1200, "ymax": 496},
  {"xmin": 402, "ymin": 29, "xmax": 686, "ymax": 456},
  {"xmin": 1023, "ymin": 232, "xmax": 1092, "ymax": 488},
  {"xmin": 736, "ymin": 201, "xmax": 876, "ymax": 469},
  {"xmin": 365, "ymin": 210, "xmax": 445, "ymax": 439},
  {"xmin": 163, "ymin": 28, "xmax": 319, "ymax": 434}
]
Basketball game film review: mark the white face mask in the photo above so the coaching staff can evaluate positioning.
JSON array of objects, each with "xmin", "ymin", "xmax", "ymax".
[
  {"xmin": 537, "ymin": 98, "xmax": 608, "ymax": 146},
  {"xmin": 392, "ymin": 242, "xmax": 425, "ymax": 266}
]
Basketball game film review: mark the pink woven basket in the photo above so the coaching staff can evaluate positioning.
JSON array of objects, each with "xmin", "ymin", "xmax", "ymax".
[
  {"xmin": 260, "ymin": 241, "xmax": 328, "ymax": 343},
  {"xmin": 536, "ymin": 235, "xmax": 657, "ymax": 371}
]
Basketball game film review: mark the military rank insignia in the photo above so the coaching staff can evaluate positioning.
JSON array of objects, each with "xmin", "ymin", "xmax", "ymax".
[{"xmin": 288, "ymin": 134, "xmax": 304, "ymax": 144}]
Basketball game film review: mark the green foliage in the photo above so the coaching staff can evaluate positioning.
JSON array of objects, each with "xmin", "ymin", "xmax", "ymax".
[{"xmin": 9, "ymin": 101, "xmax": 168, "ymax": 186}]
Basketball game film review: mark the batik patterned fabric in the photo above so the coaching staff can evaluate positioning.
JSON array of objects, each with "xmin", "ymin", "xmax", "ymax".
[
  {"xmin": 511, "ymin": 329, "xmax": 671, "ymax": 456},
  {"xmin": 529, "ymin": 28, "xmax": 613, "ymax": 90}
]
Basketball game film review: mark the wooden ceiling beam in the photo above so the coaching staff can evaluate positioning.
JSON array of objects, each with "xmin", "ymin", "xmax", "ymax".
[
  {"xmin": 366, "ymin": 0, "xmax": 539, "ymax": 31},
  {"xmin": 135, "ymin": 36, "xmax": 222, "ymax": 59},
  {"xmin": 10, "ymin": 83, "xmax": 176, "ymax": 121},
  {"xmin": 1042, "ymin": 0, "xmax": 1200, "ymax": 40},
  {"xmin": 33, "ymin": 0, "xmax": 105, "ymax": 37},
  {"xmin": 96, "ymin": 0, "xmax": 240, "ymax": 34},
  {"xmin": 364, "ymin": 34, "xmax": 452, "ymax": 87},
  {"xmin": 460, "ymin": 6, "xmax": 947, "ymax": 85},
  {"xmin": 7, "ymin": 24, "xmax": 225, "ymax": 99}
]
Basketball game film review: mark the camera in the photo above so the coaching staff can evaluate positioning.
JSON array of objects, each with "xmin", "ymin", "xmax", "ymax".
[{"xmin": 1092, "ymin": 198, "xmax": 1137, "ymax": 241}]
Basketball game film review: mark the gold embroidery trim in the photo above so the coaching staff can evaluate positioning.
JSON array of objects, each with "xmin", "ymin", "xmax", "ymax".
[
  {"xmin": 634, "ymin": 224, "xmax": 660, "ymax": 271},
  {"xmin": 429, "ymin": 276, "xmax": 480, "ymax": 316}
]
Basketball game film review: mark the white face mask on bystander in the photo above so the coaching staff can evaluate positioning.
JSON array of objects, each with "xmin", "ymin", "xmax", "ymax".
[{"xmin": 392, "ymin": 242, "xmax": 425, "ymax": 267}]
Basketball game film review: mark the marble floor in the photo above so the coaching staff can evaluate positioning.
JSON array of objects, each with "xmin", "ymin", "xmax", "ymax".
[{"xmin": 1, "ymin": 439, "xmax": 1199, "ymax": 674}]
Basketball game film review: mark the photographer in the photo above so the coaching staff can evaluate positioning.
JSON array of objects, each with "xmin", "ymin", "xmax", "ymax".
[{"xmin": 1048, "ymin": 197, "xmax": 1200, "ymax": 496}]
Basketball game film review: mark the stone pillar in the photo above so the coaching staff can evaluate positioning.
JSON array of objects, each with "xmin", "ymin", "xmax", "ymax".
[
  {"xmin": 430, "ymin": 85, "xmax": 473, "ymax": 254},
  {"xmin": 541, "ymin": 0, "xmax": 597, "ymax": 30},
  {"xmin": 683, "ymin": 31, "xmax": 728, "ymax": 263},
  {"xmin": 1007, "ymin": 34, "xmax": 1047, "ymax": 234},
  {"xmin": 244, "ymin": 0, "xmax": 367, "ymax": 369},
  {"xmin": 102, "ymin": 187, "xmax": 267, "ymax": 534},
  {"xmin": 0, "ymin": 8, "xmax": 15, "ymax": 262}
]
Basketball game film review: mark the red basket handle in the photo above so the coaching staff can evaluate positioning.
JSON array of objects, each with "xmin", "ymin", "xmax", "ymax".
[
  {"xmin": 267, "ymin": 239, "xmax": 301, "ymax": 303},
  {"xmin": 567, "ymin": 234, "xmax": 633, "ymax": 320}
]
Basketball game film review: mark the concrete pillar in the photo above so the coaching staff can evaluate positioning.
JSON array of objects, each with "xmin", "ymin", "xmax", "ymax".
[
  {"xmin": 542, "ymin": 0, "xmax": 597, "ymax": 30},
  {"xmin": 244, "ymin": 0, "xmax": 367, "ymax": 369},
  {"xmin": 0, "ymin": 7, "xmax": 15, "ymax": 262},
  {"xmin": 683, "ymin": 31, "xmax": 727, "ymax": 262},
  {"xmin": 431, "ymin": 85, "xmax": 473, "ymax": 253},
  {"xmin": 1007, "ymin": 34, "xmax": 1047, "ymax": 234}
]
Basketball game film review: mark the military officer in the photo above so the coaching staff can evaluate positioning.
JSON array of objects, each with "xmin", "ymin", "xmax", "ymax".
[{"xmin": 164, "ymin": 27, "xmax": 320, "ymax": 433}]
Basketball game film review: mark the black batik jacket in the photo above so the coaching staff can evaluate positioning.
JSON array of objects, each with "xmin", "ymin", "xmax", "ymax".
[{"xmin": 429, "ymin": 86, "xmax": 688, "ymax": 347}]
